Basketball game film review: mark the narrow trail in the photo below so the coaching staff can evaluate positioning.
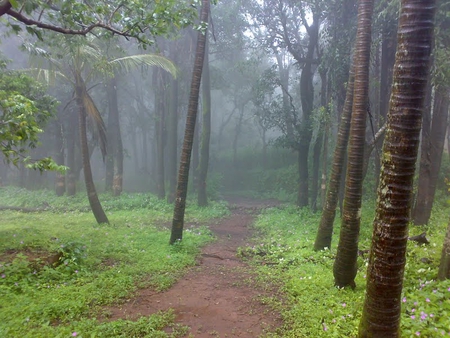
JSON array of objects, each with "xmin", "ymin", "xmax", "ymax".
[{"xmin": 107, "ymin": 197, "xmax": 283, "ymax": 337}]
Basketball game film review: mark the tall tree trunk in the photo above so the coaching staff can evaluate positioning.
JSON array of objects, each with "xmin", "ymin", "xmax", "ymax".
[
  {"xmin": 359, "ymin": 1, "xmax": 436, "ymax": 335},
  {"xmin": 105, "ymin": 76, "xmax": 119, "ymax": 193},
  {"xmin": 167, "ymin": 45, "xmax": 179, "ymax": 204},
  {"xmin": 76, "ymin": 79, "xmax": 109, "ymax": 224},
  {"xmin": 233, "ymin": 106, "xmax": 244, "ymax": 169},
  {"xmin": 314, "ymin": 67, "xmax": 355, "ymax": 251},
  {"xmin": 296, "ymin": 16, "xmax": 319, "ymax": 208},
  {"xmin": 413, "ymin": 86, "xmax": 448, "ymax": 225},
  {"xmin": 154, "ymin": 68, "xmax": 166, "ymax": 200},
  {"xmin": 198, "ymin": 36, "xmax": 211, "ymax": 207},
  {"xmin": 170, "ymin": 0, "xmax": 209, "ymax": 244},
  {"xmin": 333, "ymin": 0, "xmax": 374, "ymax": 288},
  {"xmin": 113, "ymin": 119, "xmax": 124, "ymax": 197}
]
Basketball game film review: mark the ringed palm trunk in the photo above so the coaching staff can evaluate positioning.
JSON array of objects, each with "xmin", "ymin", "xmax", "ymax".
[
  {"xmin": 198, "ymin": 36, "xmax": 211, "ymax": 207},
  {"xmin": 314, "ymin": 66, "xmax": 355, "ymax": 251},
  {"xmin": 170, "ymin": 0, "xmax": 209, "ymax": 244},
  {"xmin": 75, "ymin": 79, "xmax": 109, "ymax": 224},
  {"xmin": 333, "ymin": 0, "xmax": 374, "ymax": 288},
  {"xmin": 359, "ymin": 1, "xmax": 436, "ymax": 335}
]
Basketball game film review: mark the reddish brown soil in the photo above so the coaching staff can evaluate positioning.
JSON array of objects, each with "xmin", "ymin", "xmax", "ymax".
[{"xmin": 107, "ymin": 197, "xmax": 283, "ymax": 337}]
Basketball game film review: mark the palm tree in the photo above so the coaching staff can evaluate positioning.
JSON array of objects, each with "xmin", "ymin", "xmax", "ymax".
[
  {"xmin": 333, "ymin": 0, "xmax": 374, "ymax": 288},
  {"xmin": 28, "ymin": 35, "xmax": 176, "ymax": 223},
  {"xmin": 359, "ymin": 0, "xmax": 436, "ymax": 335},
  {"xmin": 170, "ymin": 0, "xmax": 210, "ymax": 244}
]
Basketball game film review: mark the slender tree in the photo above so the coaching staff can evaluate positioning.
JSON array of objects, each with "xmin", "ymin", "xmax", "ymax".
[
  {"xmin": 170, "ymin": 0, "xmax": 210, "ymax": 244},
  {"xmin": 333, "ymin": 0, "xmax": 374, "ymax": 288},
  {"xmin": 438, "ymin": 218, "xmax": 450, "ymax": 280},
  {"xmin": 198, "ymin": 35, "xmax": 211, "ymax": 207},
  {"xmin": 359, "ymin": 0, "xmax": 436, "ymax": 335}
]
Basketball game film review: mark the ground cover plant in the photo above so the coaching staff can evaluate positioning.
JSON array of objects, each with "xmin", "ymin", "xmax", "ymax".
[
  {"xmin": 241, "ymin": 203, "xmax": 450, "ymax": 337},
  {"xmin": 0, "ymin": 187, "xmax": 229, "ymax": 337}
]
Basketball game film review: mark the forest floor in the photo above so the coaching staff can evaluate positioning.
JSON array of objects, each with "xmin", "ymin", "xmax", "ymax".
[{"xmin": 106, "ymin": 196, "xmax": 284, "ymax": 337}]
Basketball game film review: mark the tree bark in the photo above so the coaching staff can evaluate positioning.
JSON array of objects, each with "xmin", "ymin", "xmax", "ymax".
[
  {"xmin": 170, "ymin": 0, "xmax": 209, "ymax": 244},
  {"xmin": 359, "ymin": 0, "xmax": 436, "ymax": 335},
  {"xmin": 198, "ymin": 36, "xmax": 211, "ymax": 207},
  {"xmin": 334, "ymin": 0, "xmax": 374, "ymax": 288},
  {"xmin": 413, "ymin": 86, "xmax": 448, "ymax": 225},
  {"xmin": 105, "ymin": 76, "xmax": 119, "ymax": 193},
  {"xmin": 314, "ymin": 67, "xmax": 355, "ymax": 251},
  {"xmin": 438, "ymin": 218, "xmax": 450, "ymax": 280},
  {"xmin": 76, "ymin": 78, "xmax": 109, "ymax": 224}
]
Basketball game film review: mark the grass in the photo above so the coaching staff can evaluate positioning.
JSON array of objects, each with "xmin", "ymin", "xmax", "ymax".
[
  {"xmin": 241, "ymin": 202, "xmax": 450, "ymax": 337},
  {"xmin": 0, "ymin": 187, "xmax": 229, "ymax": 337}
]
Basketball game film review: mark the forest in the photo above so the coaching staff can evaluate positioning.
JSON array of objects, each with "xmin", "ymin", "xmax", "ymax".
[{"xmin": 1, "ymin": 0, "xmax": 450, "ymax": 337}]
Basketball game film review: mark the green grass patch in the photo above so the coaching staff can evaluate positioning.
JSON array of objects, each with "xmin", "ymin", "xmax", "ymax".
[
  {"xmin": 0, "ymin": 187, "xmax": 229, "ymax": 337},
  {"xmin": 241, "ymin": 204, "xmax": 450, "ymax": 337}
]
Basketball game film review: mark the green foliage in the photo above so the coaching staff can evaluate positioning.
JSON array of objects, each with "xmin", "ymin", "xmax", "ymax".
[
  {"xmin": 0, "ymin": 64, "xmax": 63, "ymax": 171},
  {"xmin": 0, "ymin": 189, "xmax": 228, "ymax": 337},
  {"xmin": 241, "ymin": 203, "xmax": 450, "ymax": 337}
]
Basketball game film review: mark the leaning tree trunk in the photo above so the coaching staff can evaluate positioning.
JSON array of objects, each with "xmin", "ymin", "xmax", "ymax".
[
  {"xmin": 333, "ymin": 0, "xmax": 374, "ymax": 289},
  {"xmin": 359, "ymin": 1, "xmax": 436, "ymax": 336},
  {"xmin": 198, "ymin": 36, "xmax": 211, "ymax": 207},
  {"xmin": 413, "ymin": 86, "xmax": 449, "ymax": 225},
  {"xmin": 314, "ymin": 66, "xmax": 355, "ymax": 251},
  {"xmin": 170, "ymin": 0, "xmax": 209, "ymax": 244},
  {"xmin": 75, "ymin": 80, "xmax": 109, "ymax": 224}
]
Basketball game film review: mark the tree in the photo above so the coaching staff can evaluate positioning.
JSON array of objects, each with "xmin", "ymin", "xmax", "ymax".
[
  {"xmin": 359, "ymin": 0, "xmax": 436, "ymax": 335},
  {"xmin": 198, "ymin": 34, "xmax": 211, "ymax": 207},
  {"xmin": 30, "ymin": 35, "xmax": 176, "ymax": 223},
  {"xmin": 333, "ymin": 0, "xmax": 374, "ymax": 288},
  {"xmin": 170, "ymin": 0, "xmax": 209, "ymax": 244},
  {"xmin": 1, "ymin": 0, "xmax": 197, "ymax": 44},
  {"xmin": 0, "ymin": 60, "xmax": 60, "ymax": 171}
]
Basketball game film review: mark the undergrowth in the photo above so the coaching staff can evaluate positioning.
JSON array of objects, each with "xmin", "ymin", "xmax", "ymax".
[
  {"xmin": 241, "ymin": 204, "xmax": 450, "ymax": 337},
  {"xmin": 0, "ymin": 187, "xmax": 229, "ymax": 337}
]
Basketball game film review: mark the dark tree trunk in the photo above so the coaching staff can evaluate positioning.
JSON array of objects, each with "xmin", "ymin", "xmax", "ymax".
[
  {"xmin": 314, "ymin": 67, "xmax": 355, "ymax": 251},
  {"xmin": 334, "ymin": 0, "xmax": 374, "ymax": 288},
  {"xmin": 170, "ymin": 0, "xmax": 209, "ymax": 244},
  {"xmin": 198, "ymin": 37, "xmax": 211, "ymax": 207},
  {"xmin": 75, "ymin": 78, "xmax": 109, "ymax": 224},
  {"xmin": 359, "ymin": 1, "xmax": 436, "ymax": 335},
  {"xmin": 296, "ymin": 17, "xmax": 319, "ymax": 208},
  {"xmin": 413, "ymin": 86, "xmax": 448, "ymax": 225}
]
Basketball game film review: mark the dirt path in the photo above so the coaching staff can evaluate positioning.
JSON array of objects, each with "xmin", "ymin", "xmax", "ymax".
[{"xmin": 107, "ymin": 197, "xmax": 283, "ymax": 337}]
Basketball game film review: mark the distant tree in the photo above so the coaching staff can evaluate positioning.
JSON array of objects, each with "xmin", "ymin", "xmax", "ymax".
[
  {"xmin": 332, "ymin": 0, "xmax": 374, "ymax": 289},
  {"xmin": 359, "ymin": 0, "xmax": 436, "ymax": 335},
  {"xmin": 198, "ymin": 34, "xmax": 211, "ymax": 207},
  {"xmin": 170, "ymin": 0, "xmax": 209, "ymax": 244}
]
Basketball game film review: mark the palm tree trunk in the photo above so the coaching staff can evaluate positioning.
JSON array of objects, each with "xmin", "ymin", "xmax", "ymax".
[
  {"xmin": 359, "ymin": 0, "xmax": 436, "ymax": 335},
  {"xmin": 314, "ymin": 67, "xmax": 355, "ymax": 251},
  {"xmin": 198, "ymin": 36, "xmax": 211, "ymax": 207},
  {"xmin": 170, "ymin": 0, "xmax": 209, "ymax": 244},
  {"xmin": 333, "ymin": 0, "xmax": 374, "ymax": 288},
  {"xmin": 106, "ymin": 77, "xmax": 119, "ymax": 193},
  {"xmin": 76, "ymin": 82, "xmax": 109, "ymax": 224}
]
